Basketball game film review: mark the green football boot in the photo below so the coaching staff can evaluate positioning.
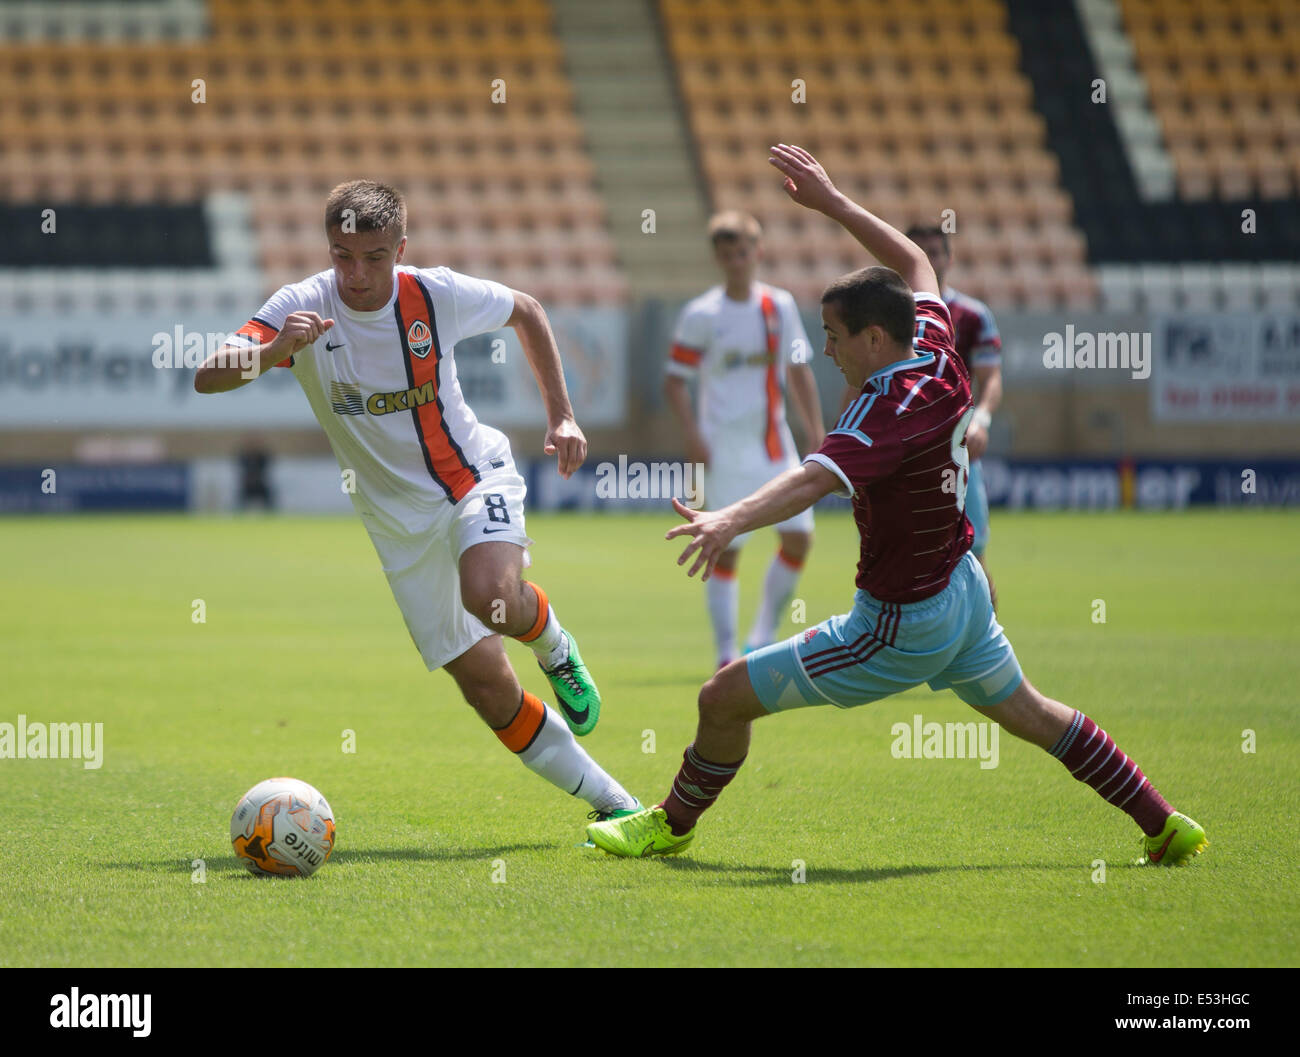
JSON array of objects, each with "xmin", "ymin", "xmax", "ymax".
[
  {"xmin": 1136, "ymin": 812, "xmax": 1208, "ymax": 866},
  {"xmin": 578, "ymin": 799, "xmax": 642, "ymax": 849},
  {"xmin": 538, "ymin": 632, "xmax": 601, "ymax": 736},
  {"xmin": 586, "ymin": 806, "xmax": 694, "ymax": 858}
]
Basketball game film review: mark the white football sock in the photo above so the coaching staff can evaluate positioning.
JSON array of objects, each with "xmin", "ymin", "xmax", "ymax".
[
  {"xmin": 519, "ymin": 586, "xmax": 569, "ymax": 667},
  {"xmin": 706, "ymin": 572, "xmax": 739, "ymax": 666},
  {"xmin": 517, "ymin": 705, "xmax": 636, "ymax": 814},
  {"xmin": 747, "ymin": 550, "xmax": 803, "ymax": 648}
]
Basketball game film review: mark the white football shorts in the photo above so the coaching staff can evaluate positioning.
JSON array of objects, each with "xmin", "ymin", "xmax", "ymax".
[
  {"xmin": 704, "ymin": 423, "xmax": 814, "ymax": 549},
  {"xmin": 362, "ymin": 459, "xmax": 533, "ymax": 672}
]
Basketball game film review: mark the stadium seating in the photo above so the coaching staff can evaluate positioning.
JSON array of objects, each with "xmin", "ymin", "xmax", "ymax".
[
  {"xmin": 1, "ymin": 0, "xmax": 1296, "ymax": 314},
  {"xmin": 1122, "ymin": 0, "xmax": 1300, "ymax": 201},
  {"xmin": 658, "ymin": 0, "xmax": 1099, "ymax": 308},
  {"xmin": 0, "ymin": 0, "xmax": 626, "ymax": 305}
]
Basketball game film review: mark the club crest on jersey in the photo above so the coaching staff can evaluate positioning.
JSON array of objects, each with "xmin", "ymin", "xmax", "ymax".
[{"xmin": 406, "ymin": 319, "xmax": 433, "ymax": 359}]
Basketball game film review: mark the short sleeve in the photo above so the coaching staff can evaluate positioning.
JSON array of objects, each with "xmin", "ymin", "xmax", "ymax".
[
  {"xmin": 445, "ymin": 270, "xmax": 516, "ymax": 340},
  {"xmin": 804, "ymin": 394, "xmax": 903, "ymax": 497},
  {"xmin": 667, "ymin": 303, "xmax": 708, "ymax": 377},
  {"xmin": 224, "ymin": 284, "xmax": 303, "ymax": 368},
  {"xmin": 971, "ymin": 301, "xmax": 1002, "ymax": 369},
  {"xmin": 779, "ymin": 291, "xmax": 812, "ymax": 366}
]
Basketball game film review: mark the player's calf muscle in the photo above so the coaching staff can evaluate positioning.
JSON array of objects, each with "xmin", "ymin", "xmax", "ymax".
[
  {"xmin": 444, "ymin": 641, "xmax": 520, "ymax": 726},
  {"xmin": 981, "ymin": 679, "xmax": 1072, "ymax": 749},
  {"xmin": 695, "ymin": 679, "xmax": 756, "ymax": 764}
]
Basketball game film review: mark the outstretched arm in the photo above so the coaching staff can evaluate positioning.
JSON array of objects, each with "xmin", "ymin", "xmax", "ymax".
[
  {"xmin": 666, "ymin": 460, "xmax": 840, "ymax": 580},
  {"xmin": 507, "ymin": 290, "xmax": 586, "ymax": 479},
  {"xmin": 768, "ymin": 143, "xmax": 939, "ymax": 295}
]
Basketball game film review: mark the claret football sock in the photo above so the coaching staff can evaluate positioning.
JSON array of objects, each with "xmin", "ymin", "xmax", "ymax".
[
  {"xmin": 660, "ymin": 743, "xmax": 746, "ymax": 835},
  {"xmin": 516, "ymin": 581, "xmax": 567, "ymax": 666},
  {"xmin": 1049, "ymin": 710, "xmax": 1175, "ymax": 837},
  {"xmin": 747, "ymin": 547, "xmax": 804, "ymax": 649},
  {"xmin": 707, "ymin": 568, "xmax": 740, "ymax": 666},
  {"xmin": 493, "ymin": 692, "xmax": 633, "ymax": 814}
]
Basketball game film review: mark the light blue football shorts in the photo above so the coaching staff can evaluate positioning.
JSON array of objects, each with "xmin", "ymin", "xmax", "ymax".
[
  {"xmin": 747, "ymin": 551, "xmax": 1022, "ymax": 713},
  {"xmin": 966, "ymin": 459, "xmax": 990, "ymax": 557}
]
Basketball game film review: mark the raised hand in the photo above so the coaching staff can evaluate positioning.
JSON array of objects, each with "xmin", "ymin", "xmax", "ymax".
[{"xmin": 768, "ymin": 144, "xmax": 843, "ymax": 214}]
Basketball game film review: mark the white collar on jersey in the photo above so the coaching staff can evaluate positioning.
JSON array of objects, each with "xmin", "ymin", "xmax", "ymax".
[{"xmin": 716, "ymin": 282, "xmax": 764, "ymax": 305}]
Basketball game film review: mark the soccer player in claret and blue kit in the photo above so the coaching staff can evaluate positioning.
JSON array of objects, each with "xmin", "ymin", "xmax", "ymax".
[
  {"xmin": 195, "ymin": 180, "xmax": 640, "ymax": 834},
  {"xmin": 588, "ymin": 147, "xmax": 1206, "ymax": 868}
]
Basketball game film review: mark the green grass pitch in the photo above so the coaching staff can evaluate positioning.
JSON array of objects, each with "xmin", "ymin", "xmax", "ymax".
[{"xmin": 1, "ymin": 508, "xmax": 1296, "ymax": 967}]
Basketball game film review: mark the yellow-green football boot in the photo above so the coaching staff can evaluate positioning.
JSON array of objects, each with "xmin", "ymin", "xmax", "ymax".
[
  {"xmin": 1136, "ymin": 812, "xmax": 1207, "ymax": 866},
  {"xmin": 586, "ymin": 806, "xmax": 694, "ymax": 858}
]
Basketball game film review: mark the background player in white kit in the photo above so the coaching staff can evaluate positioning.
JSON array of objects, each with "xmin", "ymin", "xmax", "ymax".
[
  {"xmin": 194, "ymin": 181, "xmax": 638, "ymax": 834},
  {"xmin": 665, "ymin": 212, "xmax": 826, "ymax": 669}
]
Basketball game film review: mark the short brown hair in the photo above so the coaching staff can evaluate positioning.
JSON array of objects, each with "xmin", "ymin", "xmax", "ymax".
[
  {"xmin": 325, "ymin": 180, "xmax": 407, "ymax": 239},
  {"xmin": 905, "ymin": 225, "xmax": 951, "ymax": 256},
  {"xmin": 707, "ymin": 210, "xmax": 762, "ymax": 245},
  {"xmin": 821, "ymin": 266, "xmax": 915, "ymax": 344}
]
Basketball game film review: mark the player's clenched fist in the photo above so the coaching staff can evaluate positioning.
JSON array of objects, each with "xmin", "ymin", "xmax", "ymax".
[
  {"xmin": 768, "ymin": 143, "xmax": 844, "ymax": 215},
  {"xmin": 544, "ymin": 417, "xmax": 587, "ymax": 479},
  {"xmin": 269, "ymin": 311, "xmax": 335, "ymax": 359}
]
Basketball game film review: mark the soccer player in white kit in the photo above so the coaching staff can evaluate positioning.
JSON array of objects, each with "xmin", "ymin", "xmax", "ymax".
[
  {"xmin": 195, "ymin": 181, "xmax": 638, "ymax": 832},
  {"xmin": 665, "ymin": 212, "xmax": 826, "ymax": 669}
]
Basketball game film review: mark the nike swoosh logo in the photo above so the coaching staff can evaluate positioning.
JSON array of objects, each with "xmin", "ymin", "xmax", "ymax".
[
  {"xmin": 482, "ymin": 526, "xmax": 511, "ymax": 534},
  {"xmin": 559, "ymin": 700, "xmax": 589, "ymax": 726},
  {"xmin": 325, "ymin": 341, "xmax": 345, "ymax": 350},
  {"xmin": 1149, "ymin": 829, "xmax": 1178, "ymax": 863}
]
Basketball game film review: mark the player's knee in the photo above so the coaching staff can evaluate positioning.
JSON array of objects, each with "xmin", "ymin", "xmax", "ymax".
[
  {"xmin": 698, "ymin": 673, "xmax": 745, "ymax": 726},
  {"xmin": 781, "ymin": 532, "xmax": 812, "ymax": 562},
  {"xmin": 460, "ymin": 572, "xmax": 511, "ymax": 626}
]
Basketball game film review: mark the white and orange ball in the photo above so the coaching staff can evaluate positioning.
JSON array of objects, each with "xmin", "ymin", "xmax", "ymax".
[{"xmin": 230, "ymin": 777, "xmax": 336, "ymax": 878}]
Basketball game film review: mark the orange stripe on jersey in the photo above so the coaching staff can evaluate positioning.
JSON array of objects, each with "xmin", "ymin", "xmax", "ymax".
[
  {"xmin": 495, "ymin": 692, "xmax": 546, "ymax": 754},
  {"xmin": 395, "ymin": 273, "xmax": 480, "ymax": 503},
  {"xmin": 759, "ymin": 290, "xmax": 783, "ymax": 461},
  {"xmin": 233, "ymin": 318, "xmax": 292, "ymax": 368},
  {"xmin": 516, "ymin": 581, "xmax": 550, "ymax": 643},
  {"xmin": 670, "ymin": 343, "xmax": 703, "ymax": 367}
]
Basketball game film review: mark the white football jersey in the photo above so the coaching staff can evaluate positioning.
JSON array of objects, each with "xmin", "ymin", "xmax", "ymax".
[
  {"xmin": 667, "ymin": 283, "xmax": 810, "ymax": 458},
  {"xmin": 225, "ymin": 266, "xmax": 515, "ymax": 536}
]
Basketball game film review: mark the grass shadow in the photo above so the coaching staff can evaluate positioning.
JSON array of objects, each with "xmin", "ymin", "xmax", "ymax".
[
  {"xmin": 646, "ymin": 858, "xmax": 1091, "ymax": 886},
  {"xmin": 102, "ymin": 843, "xmax": 555, "ymax": 877}
]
